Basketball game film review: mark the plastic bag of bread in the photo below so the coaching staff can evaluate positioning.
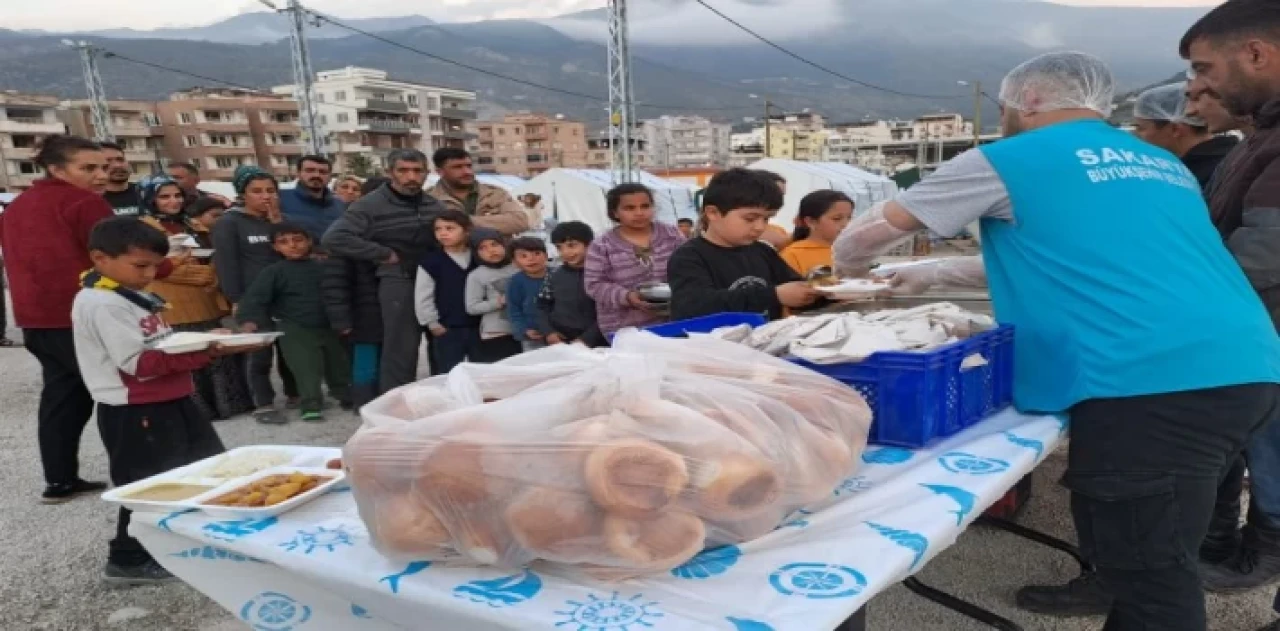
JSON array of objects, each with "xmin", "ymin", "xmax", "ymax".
[{"xmin": 345, "ymin": 330, "xmax": 872, "ymax": 577}]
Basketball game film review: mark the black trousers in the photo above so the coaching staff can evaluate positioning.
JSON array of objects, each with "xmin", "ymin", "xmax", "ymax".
[
  {"xmin": 432, "ymin": 326, "xmax": 482, "ymax": 375},
  {"xmin": 23, "ymin": 328, "xmax": 95, "ymax": 486},
  {"xmin": 1067, "ymin": 383, "xmax": 1280, "ymax": 631},
  {"xmin": 471, "ymin": 334, "xmax": 521, "ymax": 364},
  {"xmin": 98, "ymin": 398, "xmax": 224, "ymax": 566}
]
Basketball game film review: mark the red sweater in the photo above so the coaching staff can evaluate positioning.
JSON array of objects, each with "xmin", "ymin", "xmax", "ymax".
[{"xmin": 0, "ymin": 178, "xmax": 114, "ymax": 329}]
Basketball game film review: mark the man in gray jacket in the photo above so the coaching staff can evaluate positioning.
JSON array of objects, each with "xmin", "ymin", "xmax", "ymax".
[{"xmin": 322, "ymin": 149, "xmax": 444, "ymax": 392}]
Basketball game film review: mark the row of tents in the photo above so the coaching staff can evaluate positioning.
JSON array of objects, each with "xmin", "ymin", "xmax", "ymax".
[{"xmin": 180, "ymin": 160, "xmax": 901, "ymax": 234}]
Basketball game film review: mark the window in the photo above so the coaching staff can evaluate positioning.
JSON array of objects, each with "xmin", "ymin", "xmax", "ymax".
[
  {"xmin": 142, "ymin": 113, "xmax": 160, "ymax": 126},
  {"xmin": 428, "ymin": 97, "xmax": 440, "ymax": 110},
  {"xmin": 499, "ymin": 157, "xmax": 508, "ymax": 165},
  {"xmin": 497, "ymin": 128, "xmax": 505, "ymax": 136},
  {"xmin": 552, "ymin": 126, "xmax": 559, "ymax": 133},
  {"xmin": 514, "ymin": 128, "xmax": 522, "ymax": 135},
  {"xmin": 514, "ymin": 142, "xmax": 523, "ymax": 149},
  {"xmin": 527, "ymin": 154, "xmax": 544, "ymax": 163},
  {"xmin": 208, "ymin": 134, "xmax": 231, "ymax": 146},
  {"xmin": 337, "ymin": 113, "xmax": 349, "ymax": 123},
  {"xmin": 335, "ymin": 91, "xmax": 347, "ymax": 102},
  {"xmin": 183, "ymin": 135, "xmax": 199, "ymax": 147},
  {"xmin": 407, "ymin": 94, "xmax": 418, "ymax": 106},
  {"xmin": 373, "ymin": 92, "xmax": 385, "ymax": 100},
  {"xmin": 553, "ymin": 142, "xmax": 563, "ymax": 149},
  {"xmin": 214, "ymin": 156, "xmax": 236, "ymax": 169},
  {"xmin": 318, "ymin": 114, "xmax": 327, "ymax": 125},
  {"xmin": 11, "ymin": 134, "xmax": 37, "ymax": 148},
  {"xmin": 477, "ymin": 157, "xmax": 493, "ymax": 165},
  {"xmin": 179, "ymin": 112, "xmax": 194, "ymax": 124},
  {"xmin": 18, "ymin": 161, "xmax": 38, "ymax": 174}
]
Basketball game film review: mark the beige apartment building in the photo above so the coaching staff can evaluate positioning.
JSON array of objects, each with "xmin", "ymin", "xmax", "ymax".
[
  {"xmin": 273, "ymin": 67, "xmax": 478, "ymax": 173},
  {"xmin": 585, "ymin": 137, "xmax": 651, "ymax": 171},
  {"xmin": 157, "ymin": 88, "xmax": 304, "ymax": 181},
  {"xmin": 61, "ymin": 99, "xmax": 166, "ymax": 180},
  {"xmin": 0, "ymin": 91, "xmax": 65, "ymax": 191},
  {"xmin": 474, "ymin": 113, "xmax": 588, "ymax": 177}
]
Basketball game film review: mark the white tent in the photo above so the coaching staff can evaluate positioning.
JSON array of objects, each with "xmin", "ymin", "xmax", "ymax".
[
  {"xmin": 747, "ymin": 159, "xmax": 899, "ymax": 228},
  {"xmin": 427, "ymin": 173, "xmax": 526, "ymax": 192},
  {"xmin": 512, "ymin": 169, "xmax": 697, "ymax": 233}
]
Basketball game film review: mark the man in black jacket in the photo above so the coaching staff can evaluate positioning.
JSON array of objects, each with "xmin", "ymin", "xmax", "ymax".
[
  {"xmin": 1132, "ymin": 83, "xmax": 1239, "ymax": 191},
  {"xmin": 322, "ymin": 149, "xmax": 444, "ymax": 392}
]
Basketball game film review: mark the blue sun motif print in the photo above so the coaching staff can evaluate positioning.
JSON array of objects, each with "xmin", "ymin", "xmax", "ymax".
[
  {"xmin": 861, "ymin": 447, "xmax": 913, "ymax": 465},
  {"xmin": 726, "ymin": 617, "xmax": 776, "ymax": 630},
  {"xmin": 768, "ymin": 563, "xmax": 868, "ymax": 599},
  {"xmin": 920, "ymin": 484, "xmax": 976, "ymax": 526},
  {"xmin": 170, "ymin": 545, "xmax": 262, "ymax": 563},
  {"xmin": 834, "ymin": 475, "xmax": 873, "ymax": 497},
  {"xmin": 554, "ymin": 592, "xmax": 664, "ymax": 631},
  {"xmin": 866, "ymin": 522, "xmax": 929, "ymax": 569},
  {"xmin": 671, "ymin": 545, "xmax": 741, "ymax": 579},
  {"xmin": 239, "ymin": 591, "xmax": 311, "ymax": 631},
  {"xmin": 203, "ymin": 516, "xmax": 279, "ymax": 542},
  {"xmin": 279, "ymin": 525, "xmax": 356, "ymax": 554},
  {"xmin": 938, "ymin": 452, "xmax": 1010, "ymax": 476},
  {"xmin": 1003, "ymin": 431, "xmax": 1045, "ymax": 461},
  {"xmin": 158, "ymin": 509, "xmax": 196, "ymax": 532},
  {"xmin": 454, "ymin": 569, "xmax": 544, "ymax": 607},
  {"xmin": 380, "ymin": 561, "xmax": 432, "ymax": 594}
]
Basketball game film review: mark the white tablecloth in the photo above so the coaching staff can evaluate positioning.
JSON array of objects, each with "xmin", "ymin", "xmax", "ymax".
[{"xmin": 134, "ymin": 409, "xmax": 1064, "ymax": 631}]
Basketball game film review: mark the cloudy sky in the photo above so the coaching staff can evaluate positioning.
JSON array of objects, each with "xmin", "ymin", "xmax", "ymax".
[{"xmin": 2, "ymin": 0, "xmax": 1222, "ymax": 32}]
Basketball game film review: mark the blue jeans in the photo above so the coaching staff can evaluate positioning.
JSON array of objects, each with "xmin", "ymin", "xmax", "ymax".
[
  {"xmin": 1247, "ymin": 412, "xmax": 1280, "ymax": 526},
  {"xmin": 432, "ymin": 326, "xmax": 481, "ymax": 375}
]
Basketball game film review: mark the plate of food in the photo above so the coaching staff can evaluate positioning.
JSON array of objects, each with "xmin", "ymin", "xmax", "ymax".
[
  {"xmin": 190, "ymin": 467, "xmax": 345, "ymax": 519},
  {"xmin": 155, "ymin": 332, "xmax": 284, "ymax": 355},
  {"xmin": 813, "ymin": 278, "xmax": 892, "ymax": 301}
]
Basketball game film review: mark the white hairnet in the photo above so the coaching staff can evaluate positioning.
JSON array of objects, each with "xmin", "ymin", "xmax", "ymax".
[
  {"xmin": 1133, "ymin": 83, "xmax": 1205, "ymax": 127},
  {"xmin": 999, "ymin": 51, "xmax": 1115, "ymax": 116}
]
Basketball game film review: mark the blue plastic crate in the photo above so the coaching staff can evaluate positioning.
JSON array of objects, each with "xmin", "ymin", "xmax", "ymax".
[
  {"xmin": 791, "ymin": 325, "xmax": 1015, "ymax": 447},
  {"xmin": 638, "ymin": 312, "xmax": 767, "ymax": 338}
]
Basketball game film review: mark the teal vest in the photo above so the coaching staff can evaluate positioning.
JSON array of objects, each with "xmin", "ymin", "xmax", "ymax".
[{"xmin": 979, "ymin": 119, "xmax": 1280, "ymax": 413}]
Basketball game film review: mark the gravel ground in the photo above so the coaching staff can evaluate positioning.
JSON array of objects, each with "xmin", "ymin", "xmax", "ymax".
[{"xmin": 0, "ymin": 297, "xmax": 1276, "ymax": 630}]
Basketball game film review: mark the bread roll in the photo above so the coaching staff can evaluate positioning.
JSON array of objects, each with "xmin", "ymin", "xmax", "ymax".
[
  {"xmin": 417, "ymin": 440, "xmax": 497, "ymax": 507},
  {"xmin": 345, "ymin": 427, "xmax": 413, "ymax": 492},
  {"xmin": 371, "ymin": 493, "xmax": 451, "ymax": 556},
  {"xmin": 689, "ymin": 452, "xmax": 782, "ymax": 520},
  {"xmin": 585, "ymin": 439, "xmax": 689, "ymax": 519},
  {"xmin": 505, "ymin": 487, "xmax": 602, "ymax": 561},
  {"xmin": 602, "ymin": 511, "xmax": 706, "ymax": 570}
]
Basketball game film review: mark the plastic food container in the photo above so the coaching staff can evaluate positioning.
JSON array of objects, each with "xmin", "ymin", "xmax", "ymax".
[
  {"xmin": 155, "ymin": 332, "xmax": 284, "ymax": 354},
  {"xmin": 189, "ymin": 466, "xmax": 346, "ymax": 519}
]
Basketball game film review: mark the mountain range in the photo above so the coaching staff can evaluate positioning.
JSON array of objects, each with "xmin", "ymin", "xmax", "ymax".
[{"xmin": 0, "ymin": 0, "xmax": 1213, "ymax": 125}]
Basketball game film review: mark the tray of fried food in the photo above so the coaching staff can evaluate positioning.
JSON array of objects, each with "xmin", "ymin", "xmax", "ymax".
[{"xmin": 191, "ymin": 466, "xmax": 345, "ymax": 518}]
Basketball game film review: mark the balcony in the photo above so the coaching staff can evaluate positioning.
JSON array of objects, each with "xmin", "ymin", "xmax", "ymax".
[
  {"xmin": 3, "ymin": 146, "xmax": 37, "ymax": 159},
  {"xmin": 440, "ymin": 107, "xmax": 477, "ymax": 120},
  {"xmin": 113, "ymin": 123, "xmax": 163, "ymax": 137},
  {"xmin": 360, "ymin": 119, "xmax": 415, "ymax": 134},
  {"xmin": 0, "ymin": 117, "xmax": 65, "ymax": 134},
  {"xmin": 442, "ymin": 129, "xmax": 478, "ymax": 141},
  {"xmin": 125, "ymin": 149, "xmax": 155, "ymax": 162},
  {"xmin": 361, "ymin": 99, "xmax": 409, "ymax": 114}
]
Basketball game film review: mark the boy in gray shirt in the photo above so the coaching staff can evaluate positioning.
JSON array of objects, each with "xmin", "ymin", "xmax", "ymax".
[{"xmin": 464, "ymin": 228, "xmax": 520, "ymax": 363}]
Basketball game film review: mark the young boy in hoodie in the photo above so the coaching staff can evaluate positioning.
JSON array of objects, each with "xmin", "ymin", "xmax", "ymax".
[
  {"xmin": 505, "ymin": 236, "xmax": 552, "ymax": 352},
  {"xmin": 538, "ymin": 221, "xmax": 605, "ymax": 347},
  {"xmin": 237, "ymin": 222, "xmax": 352, "ymax": 421},
  {"xmin": 464, "ymin": 229, "xmax": 521, "ymax": 363},
  {"xmin": 72, "ymin": 217, "xmax": 262, "ymax": 585},
  {"xmin": 416, "ymin": 209, "xmax": 481, "ymax": 374}
]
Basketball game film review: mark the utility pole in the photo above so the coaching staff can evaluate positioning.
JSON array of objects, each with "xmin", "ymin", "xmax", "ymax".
[
  {"xmin": 606, "ymin": 0, "xmax": 636, "ymax": 184},
  {"xmin": 263, "ymin": 0, "xmax": 324, "ymax": 156},
  {"xmin": 972, "ymin": 80, "xmax": 982, "ymax": 148},
  {"xmin": 763, "ymin": 99, "xmax": 773, "ymax": 159},
  {"xmin": 63, "ymin": 40, "xmax": 113, "ymax": 142}
]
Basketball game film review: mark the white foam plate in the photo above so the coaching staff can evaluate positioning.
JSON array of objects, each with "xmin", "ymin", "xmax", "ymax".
[
  {"xmin": 189, "ymin": 466, "xmax": 346, "ymax": 519},
  {"xmin": 102, "ymin": 445, "xmax": 342, "ymax": 513},
  {"xmin": 814, "ymin": 279, "xmax": 891, "ymax": 301},
  {"xmin": 155, "ymin": 332, "xmax": 284, "ymax": 354},
  {"xmin": 869, "ymin": 258, "xmax": 942, "ymax": 278}
]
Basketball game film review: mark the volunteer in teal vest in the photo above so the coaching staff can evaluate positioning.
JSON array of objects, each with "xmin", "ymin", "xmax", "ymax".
[{"xmin": 833, "ymin": 51, "xmax": 1280, "ymax": 631}]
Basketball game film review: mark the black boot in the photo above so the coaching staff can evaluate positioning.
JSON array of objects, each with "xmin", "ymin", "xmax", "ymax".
[
  {"xmin": 1202, "ymin": 520, "xmax": 1280, "ymax": 593},
  {"xmin": 1015, "ymin": 570, "xmax": 1113, "ymax": 617}
]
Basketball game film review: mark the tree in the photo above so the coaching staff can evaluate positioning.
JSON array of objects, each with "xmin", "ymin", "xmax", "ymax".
[{"xmin": 345, "ymin": 154, "xmax": 376, "ymax": 178}]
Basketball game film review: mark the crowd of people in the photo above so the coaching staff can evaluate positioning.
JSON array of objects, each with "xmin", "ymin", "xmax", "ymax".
[{"xmin": 0, "ymin": 1, "xmax": 1277, "ymax": 628}]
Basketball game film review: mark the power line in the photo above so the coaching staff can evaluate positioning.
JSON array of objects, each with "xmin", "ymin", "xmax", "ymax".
[
  {"xmin": 691, "ymin": 0, "xmax": 966, "ymax": 100},
  {"xmin": 298, "ymin": 5, "xmax": 787, "ymax": 113}
]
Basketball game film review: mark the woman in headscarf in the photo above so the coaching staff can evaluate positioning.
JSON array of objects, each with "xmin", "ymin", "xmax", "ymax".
[
  {"xmin": 334, "ymin": 175, "xmax": 363, "ymax": 204},
  {"xmin": 139, "ymin": 175, "xmax": 253, "ymax": 420}
]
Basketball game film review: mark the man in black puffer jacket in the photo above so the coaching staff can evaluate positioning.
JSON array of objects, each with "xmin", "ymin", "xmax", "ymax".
[{"xmin": 323, "ymin": 149, "xmax": 445, "ymax": 392}]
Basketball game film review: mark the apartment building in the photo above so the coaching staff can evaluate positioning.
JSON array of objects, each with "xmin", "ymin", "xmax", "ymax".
[
  {"xmin": 825, "ymin": 113, "xmax": 985, "ymax": 172},
  {"xmin": 156, "ymin": 88, "xmax": 303, "ymax": 181},
  {"xmin": 728, "ymin": 129, "xmax": 764, "ymax": 168},
  {"xmin": 273, "ymin": 67, "xmax": 478, "ymax": 173},
  {"xmin": 0, "ymin": 91, "xmax": 65, "ymax": 191},
  {"xmin": 474, "ymin": 113, "xmax": 588, "ymax": 177},
  {"xmin": 60, "ymin": 100, "xmax": 165, "ymax": 180},
  {"xmin": 640, "ymin": 115, "xmax": 731, "ymax": 169},
  {"xmin": 584, "ymin": 136, "xmax": 650, "ymax": 171}
]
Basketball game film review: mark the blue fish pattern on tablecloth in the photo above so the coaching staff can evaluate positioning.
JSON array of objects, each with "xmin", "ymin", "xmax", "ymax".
[
  {"xmin": 921, "ymin": 484, "xmax": 976, "ymax": 526},
  {"xmin": 158, "ymin": 509, "xmax": 196, "ymax": 532},
  {"xmin": 170, "ymin": 545, "xmax": 262, "ymax": 563},
  {"xmin": 1003, "ymin": 431, "xmax": 1045, "ymax": 461},
  {"xmin": 727, "ymin": 616, "xmax": 776, "ymax": 630},
  {"xmin": 380, "ymin": 561, "xmax": 431, "ymax": 594},
  {"xmin": 866, "ymin": 522, "xmax": 928, "ymax": 569},
  {"xmin": 861, "ymin": 447, "xmax": 913, "ymax": 465},
  {"xmin": 204, "ymin": 516, "xmax": 279, "ymax": 542},
  {"xmin": 454, "ymin": 569, "xmax": 543, "ymax": 607},
  {"xmin": 351, "ymin": 604, "xmax": 372, "ymax": 619}
]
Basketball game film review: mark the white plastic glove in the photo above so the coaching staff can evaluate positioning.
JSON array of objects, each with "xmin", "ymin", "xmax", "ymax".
[
  {"xmin": 888, "ymin": 256, "xmax": 988, "ymax": 295},
  {"xmin": 832, "ymin": 201, "xmax": 916, "ymax": 277}
]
